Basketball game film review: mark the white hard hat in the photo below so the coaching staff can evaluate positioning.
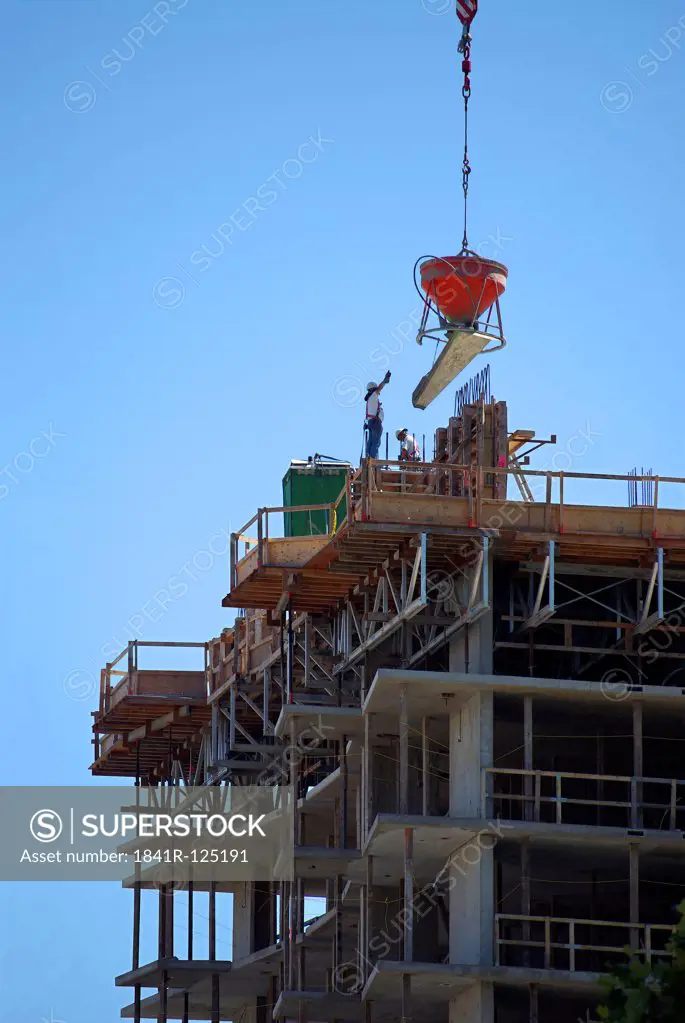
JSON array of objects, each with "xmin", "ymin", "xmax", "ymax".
[
  {"xmin": 367, "ymin": 381, "xmax": 377, "ymax": 392},
  {"xmin": 396, "ymin": 428, "xmax": 408, "ymax": 440}
]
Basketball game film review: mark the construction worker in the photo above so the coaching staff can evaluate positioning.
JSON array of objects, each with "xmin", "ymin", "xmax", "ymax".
[
  {"xmin": 364, "ymin": 371, "xmax": 391, "ymax": 459},
  {"xmin": 396, "ymin": 428, "xmax": 421, "ymax": 462}
]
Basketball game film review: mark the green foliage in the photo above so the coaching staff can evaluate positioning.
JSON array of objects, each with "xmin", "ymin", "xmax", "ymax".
[{"xmin": 596, "ymin": 900, "xmax": 685, "ymax": 1022}]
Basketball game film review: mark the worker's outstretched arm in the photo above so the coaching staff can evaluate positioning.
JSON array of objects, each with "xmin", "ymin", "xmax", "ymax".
[{"xmin": 377, "ymin": 370, "xmax": 391, "ymax": 392}]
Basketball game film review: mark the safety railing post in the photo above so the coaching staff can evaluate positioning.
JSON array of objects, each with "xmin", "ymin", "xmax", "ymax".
[
  {"xmin": 555, "ymin": 775, "xmax": 562, "ymax": 824},
  {"xmin": 534, "ymin": 772, "xmax": 541, "ymax": 822},
  {"xmin": 257, "ymin": 509, "xmax": 264, "ymax": 568}
]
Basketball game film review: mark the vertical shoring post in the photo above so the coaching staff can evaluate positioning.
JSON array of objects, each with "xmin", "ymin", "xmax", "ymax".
[
  {"xmin": 297, "ymin": 836, "xmax": 306, "ymax": 1003},
  {"xmin": 160, "ymin": 969, "xmax": 168, "ymax": 1023},
  {"xmin": 633, "ymin": 703, "xmax": 643, "ymax": 829},
  {"xmin": 365, "ymin": 855, "xmax": 373, "ymax": 985},
  {"xmin": 289, "ymin": 720, "xmax": 298, "ymax": 992},
  {"xmin": 209, "ymin": 880, "xmax": 216, "ymax": 959},
  {"xmin": 287, "ymin": 600, "xmax": 294, "ymax": 703},
  {"xmin": 280, "ymin": 613, "xmax": 287, "ymax": 707},
  {"xmin": 336, "ymin": 873, "xmax": 344, "ymax": 1000},
  {"xmin": 421, "ymin": 717, "xmax": 428, "ymax": 816},
  {"xmin": 158, "ymin": 883, "xmax": 167, "ymax": 960},
  {"xmin": 341, "ymin": 735, "xmax": 349, "ymax": 849},
  {"xmin": 264, "ymin": 666, "xmax": 271, "ymax": 734},
  {"xmin": 166, "ymin": 876, "xmax": 174, "ymax": 959},
  {"xmin": 523, "ymin": 697, "xmax": 533, "ymax": 823},
  {"xmin": 521, "ymin": 841, "xmax": 531, "ymax": 967},
  {"xmin": 211, "ymin": 702, "xmax": 218, "ymax": 774},
  {"xmin": 399, "ymin": 685, "xmax": 409, "ymax": 815},
  {"xmin": 304, "ymin": 614, "xmax": 311, "ymax": 688},
  {"xmin": 211, "ymin": 974, "xmax": 220, "ymax": 1023},
  {"xmin": 364, "ymin": 714, "xmax": 373, "ymax": 844},
  {"xmin": 279, "ymin": 879, "xmax": 286, "ymax": 991},
  {"xmin": 658, "ymin": 546, "xmax": 664, "ymax": 620},
  {"xmin": 629, "ymin": 844, "xmax": 640, "ymax": 951},
  {"xmin": 404, "ymin": 828, "xmax": 414, "ymax": 963},
  {"xmin": 401, "ymin": 973, "xmax": 411, "ymax": 1023},
  {"xmin": 183, "ymin": 870, "xmax": 193, "ymax": 1023},
  {"xmin": 210, "ymin": 877, "xmax": 219, "ymax": 1023},
  {"xmin": 529, "ymin": 983, "xmax": 539, "ymax": 1023},
  {"xmin": 133, "ymin": 749, "xmax": 141, "ymax": 1023},
  {"xmin": 229, "ymin": 684, "xmax": 236, "ymax": 754}
]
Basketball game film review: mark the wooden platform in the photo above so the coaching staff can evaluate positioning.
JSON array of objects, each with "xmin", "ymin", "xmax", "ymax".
[
  {"xmin": 224, "ymin": 462, "xmax": 685, "ymax": 613},
  {"xmin": 91, "ymin": 699, "xmax": 210, "ymax": 778},
  {"xmin": 96, "ymin": 669, "xmax": 207, "ymax": 733},
  {"xmin": 91, "ymin": 644, "xmax": 212, "ymax": 779}
]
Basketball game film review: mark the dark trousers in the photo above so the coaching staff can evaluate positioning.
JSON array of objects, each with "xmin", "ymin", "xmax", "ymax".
[{"xmin": 365, "ymin": 417, "xmax": 383, "ymax": 459}]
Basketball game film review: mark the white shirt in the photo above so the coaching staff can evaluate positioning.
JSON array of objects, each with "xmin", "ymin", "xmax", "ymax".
[
  {"xmin": 401, "ymin": 434, "xmax": 420, "ymax": 459},
  {"xmin": 366, "ymin": 392, "xmax": 383, "ymax": 421}
]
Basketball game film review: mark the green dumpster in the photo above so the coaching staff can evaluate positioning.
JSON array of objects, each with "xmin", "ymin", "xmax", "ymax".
[{"xmin": 282, "ymin": 460, "xmax": 350, "ymax": 538}]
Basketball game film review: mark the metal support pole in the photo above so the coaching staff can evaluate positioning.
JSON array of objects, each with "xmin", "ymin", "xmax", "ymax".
[
  {"xmin": 304, "ymin": 614, "xmax": 312, "ymax": 687},
  {"xmin": 364, "ymin": 713, "xmax": 373, "ymax": 843},
  {"xmin": 524, "ymin": 697, "xmax": 533, "ymax": 823},
  {"xmin": 335, "ymin": 874, "xmax": 343, "ymax": 989},
  {"xmin": 341, "ymin": 736, "xmax": 348, "ymax": 848},
  {"xmin": 289, "ymin": 720, "xmax": 298, "ymax": 991},
  {"xmin": 633, "ymin": 703, "xmax": 643, "ymax": 829},
  {"xmin": 158, "ymin": 884, "xmax": 167, "ymax": 959},
  {"xmin": 160, "ymin": 969, "xmax": 168, "ymax": 1023},
  {"xmin": 521, "ymin": 841, "xmax": 531, "ymax": 967},
  {"xmin": 399, "ymin": 685, "xmax": 409, "ymax": 815},
  {"xmin": 365, "ymin": 855, "xmax": 373, "ymax": 984},
  {"xmin": 264, "ymin": 665, "xmax": 271, "ymax": 734},
  {"xmin": 183, "ymin": 875, "xmax": 193, "ymax": 1023},
  {"xmin": 404, "ymin": 829, "xmax": 414, "ymax": 963},
  {"xmin": 529, "ymin": 984, "xmax": 539, "ymax": 1023},
  {"xmin": 421, "ymin": 717, "xmax": 428, "ymax": 816},
  {"xmin": 211, "ymin": 974, "xmax": 220, "ymax": 1023},
  {"xmin": 630, "ymin": 844, "xmax": 640, "ymax": 951},
  {"xmin": 287, "ymin": 600, "xmax": 294, "ymax": 702},
  {"xmin": 209, "ymin": 881, "xmax": 216, "ymax": 960},
  {"xmin": 400, "ymin": 973, "xmax": 411, "ymax": 1023}
]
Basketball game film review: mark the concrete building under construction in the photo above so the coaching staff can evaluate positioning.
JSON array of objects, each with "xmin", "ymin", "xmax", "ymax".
[{"xmin": 90, "ymin": 382, "xmax": 685, "ymax": 1023}]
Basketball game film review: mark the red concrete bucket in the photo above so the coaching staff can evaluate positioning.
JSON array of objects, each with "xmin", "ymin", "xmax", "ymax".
[{"xmin": 420, "ymin": 255, "xmax": 508, "ymax": 324}]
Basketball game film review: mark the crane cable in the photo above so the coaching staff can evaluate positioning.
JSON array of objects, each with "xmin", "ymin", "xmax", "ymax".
[{"xmin": 457, "ymin": 0, "xmax": 478, "ymax": 253}]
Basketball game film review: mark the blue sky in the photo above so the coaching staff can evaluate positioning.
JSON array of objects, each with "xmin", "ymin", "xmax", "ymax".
[{"xmin": 2, "ymin": 0, "xmax": 685, "ymax": 1018}]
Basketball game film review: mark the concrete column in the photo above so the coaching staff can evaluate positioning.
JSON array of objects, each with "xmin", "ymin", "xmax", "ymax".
[
  {"xmin": 450, "ymin": 692, "xmax": 493, "ymax": 817},
  {"xmin": 448, "ymin": 840, "xmax": 495, "ymax": 966},
  {"xmin": 449, "ymin": 982, "xmax": 494, "ymax": 1023},
  {"xmin": 232, "ymin": 882, "xmax": 255, "ymax": 959}
]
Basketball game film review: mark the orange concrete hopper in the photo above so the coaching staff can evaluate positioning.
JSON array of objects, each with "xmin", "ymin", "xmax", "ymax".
[{"xmin": 413, "ymin": 255, "xmax": 508, "ymax": 410}]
